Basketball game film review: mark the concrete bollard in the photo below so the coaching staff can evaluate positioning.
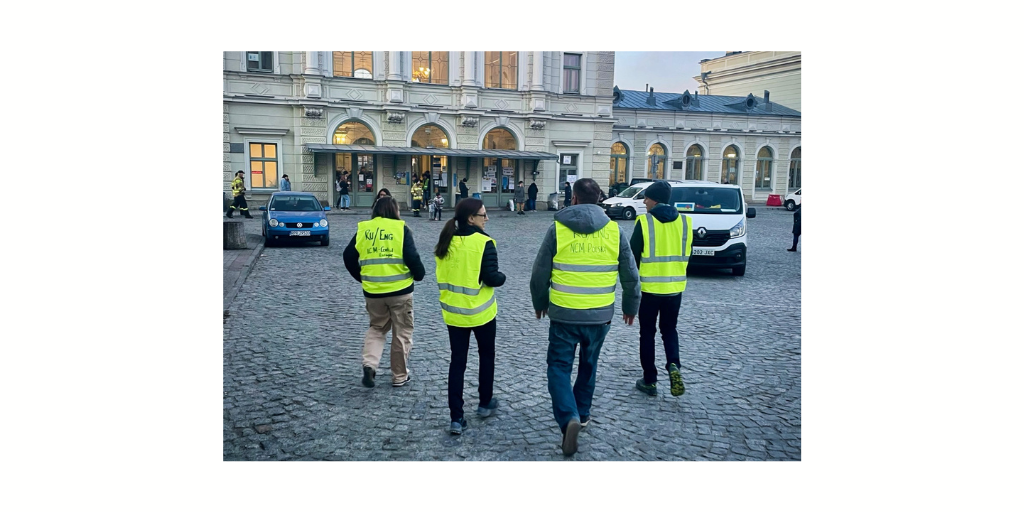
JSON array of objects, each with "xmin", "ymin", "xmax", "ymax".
[{"xmin": 224, "ymin": 220, "xmax": 247, "ymax": 249}]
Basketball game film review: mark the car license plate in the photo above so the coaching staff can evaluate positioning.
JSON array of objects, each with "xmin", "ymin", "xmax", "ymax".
[
  {"xmin": 290, "ymin": 231, "xmax": 311, "ymax": 236},
  {"xmin": 692, "ymin": 248, "xmax": 715, "ymax": 256}
]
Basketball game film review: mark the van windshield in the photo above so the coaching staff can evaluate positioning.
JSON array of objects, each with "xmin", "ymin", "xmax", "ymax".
[
  {"xmin": 617, "ymin": 186, "xmax": 643, "ymax": 198},
  {"xmin": 670, "ymin": 187, "xmax": 744, "ymax": 214}
]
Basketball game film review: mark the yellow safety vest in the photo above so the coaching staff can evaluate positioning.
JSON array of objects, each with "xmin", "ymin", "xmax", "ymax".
[
  {"xmin": 232, "ymin": 177, "xmax": 245, "ymax": 197},
  {"xmin": 435, "ymin": 233, "xmax": 497, "ymax": 327},
  {"xmin": 550, "ymin": 221, "xmax": 620, "ymax": 310},
  {"xmin": 354, "ymin": 218, "xmax": 413, "ymax": 294},
  {"xmin": 638, "ymin": 212, "xmax": 692, "ymax": 294}
]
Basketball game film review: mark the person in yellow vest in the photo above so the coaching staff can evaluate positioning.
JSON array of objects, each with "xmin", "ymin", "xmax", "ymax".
[
  {"xmin": 530, "ymin": 178, "xmax": 640, "ymax": 456},
  {"xmin": 434, "ymin": 198, "xmax": 506, "ymax": 435},
  {"xmin": 342, "ymin": 196, "xmax": 426, "ymax": 388},
  {"xmin": 628, "ymin": 181, "xmax": 692, "ymax": 397},
  {"xmin": 411, "ymin": 179, "xmax": 424, "ymax": 217},
  {"xmin": 227, "ymin": 170, "xmax": 253, "ymax": 219}
]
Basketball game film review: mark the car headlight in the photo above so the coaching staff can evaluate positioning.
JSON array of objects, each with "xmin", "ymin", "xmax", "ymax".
[
  {"xmin": 729, "ymin": 218, "xmax": 746, "ymax": 238},
  {"xmin": 319, "ymin": 219, "xmax": 328, "ymax": 228},
  {"xmin": 269, "ymin": 219, "xmax": 279, "ymax": 227}
]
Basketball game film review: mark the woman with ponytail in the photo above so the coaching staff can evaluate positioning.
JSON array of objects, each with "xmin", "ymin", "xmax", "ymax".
[{"xmin": 434, "ymin": 198, "xmax": 506, "ymax": 435}]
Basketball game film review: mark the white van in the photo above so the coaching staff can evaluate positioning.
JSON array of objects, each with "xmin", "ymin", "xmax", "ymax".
[{"xmin": 602, "ymin": 180, "xmax": 756, "ymax": 276}]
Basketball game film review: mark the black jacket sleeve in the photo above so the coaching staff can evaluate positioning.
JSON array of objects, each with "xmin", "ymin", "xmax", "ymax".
[
  {"xmin": 479, "ymin": 240, "xmax": 506, "ymax": 288},
  {"xmin": 403, "ymin": 226, "xmax": 426, "ymax": 281},
  {"xmin": 629, "ymin": 219, "xmax": 644, "ymax": 269},
  {"xmin": 343, "ymin": 234, "xmax": 362, "ymax": 282}
]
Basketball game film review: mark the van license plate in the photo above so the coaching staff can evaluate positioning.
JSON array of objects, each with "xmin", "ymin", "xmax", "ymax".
[
  {"xmin": 692, "ymin": 248, "xmax": 715, "ymax": 256},
  {"xmin": 290, "ymin": 231, "xmax": 310, "ymax": 236}
]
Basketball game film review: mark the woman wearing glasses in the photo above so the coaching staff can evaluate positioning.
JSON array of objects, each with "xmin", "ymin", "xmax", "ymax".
[{"xmin": 434, "ymin": 198, "xmax": 506, "ymax": 435}]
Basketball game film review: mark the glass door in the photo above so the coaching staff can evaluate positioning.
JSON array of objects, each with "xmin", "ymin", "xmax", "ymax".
[{"xmin": 481, "ymin": 158, "xmax": 518, "ymax": 209}]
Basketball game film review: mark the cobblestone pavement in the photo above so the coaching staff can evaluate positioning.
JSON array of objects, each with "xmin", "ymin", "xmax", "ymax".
[{"xmin": 223, "ymin": 206, "xmax": 801, "ymax": 460}]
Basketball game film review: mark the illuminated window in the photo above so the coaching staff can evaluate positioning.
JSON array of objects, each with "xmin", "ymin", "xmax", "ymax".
[
  {"xmin": 755, "ymin": 147, "xmax": 773, "ymax": 191},
  {"xmin": 249, "ymin": 143, "xmax": 278, "ymax": 189},
  {"xmin": 482, "ymin": 128, "xmax": 517, "ymax": 194},
  {"xmin": 332, "ymin": 121, "xmax": 375, "ymax": 146},
  {"xmin": 722, "ymin": 145, "xmax": 740, "ymax": 184},
  {"xmin": 485, "ymin": 51, "xmax": 518, "ymax": 90},
  {"xmin": 411, "ymin": 52, "xmax": 449, "ymax": 85},
  {"xmin": 685, "ymin": 145, "xmax": 703, "ymax": 180},
  {"xmin": 333, "ymin": 52, "xmax": 373, "ymax": 78},
  {"xmin": 610, "ymin": 142, "xmax": 628, "ymax": 186}
]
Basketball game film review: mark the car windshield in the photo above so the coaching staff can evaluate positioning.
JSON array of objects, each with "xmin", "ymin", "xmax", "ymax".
[
  {"xmin": 270, "ymin": 196, "xmax": 322, "ymax": 211},
  {"xmin": 671, "ymin": 187, "xmax": 744, "ymax": 214},
  {"xmin": 617, "ymin": 186, "xmax": 644, "ymax": 198}
]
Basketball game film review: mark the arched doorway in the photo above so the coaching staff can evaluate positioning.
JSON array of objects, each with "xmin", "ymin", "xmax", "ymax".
[
  {"xmin": 647, "ymin": 143, "xmax": 666, "ymax": 180},
  {"xmin": 721, "ymin": 145, "xmax": 740, "ymax": 185},
  {"xmin": 333, "ymin": 120, "xmax": 377, "ymax": 207},
  {"xmin": 685, "ymin": 145, "xmax": 704, "ymax": 180},
  {"xmin": 480, "ymin": 127, "xmax": 519, "ymax": 209},
  {"xmin": 410, "ymin": 123, "xmax": 451, "ymax": 203},
  {"xmin": 755, "ymin": 146, "xmax": 774, "ymax": 192},
  {"xmin": 610, "ymin": 142, "xmax": 628, "ymax": 194},
  {"xmin": 788, "ymin": 147, "xmax": 801, "ymax": 192}
]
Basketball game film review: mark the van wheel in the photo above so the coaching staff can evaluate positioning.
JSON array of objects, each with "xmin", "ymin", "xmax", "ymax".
[
  {"xmin": 623, "ymin": 207, "xmax": 636, "ymax": 221},
  {"xmin": 732, "ymin": 264, "xmax": 746, "ymax": 276},
  {"xmin": 785, "ymin": 200, "xmax": 796, "ymax": 211}
]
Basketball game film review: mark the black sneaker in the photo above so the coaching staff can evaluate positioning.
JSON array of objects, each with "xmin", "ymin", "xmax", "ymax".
[
  {"xmin": 635, "ymin": 379, "xmax": 657, "ymax": 396},
  {"xmin": 477, "ymin": 398, "xmax": 499, "ymax": 417},
  {"xmin": 450, "ymin": 418, "xmax": 468, "ymax": 435},
  {"xmin": 562, "ymin": 419, "xmax": 581, "ymax": 455},
  {"xmin": 361, "ymin": 366, "xmax": 375, "ymax": 388},
  {"xmin": 580, "ymin": 415, "xmax": 591, "ymax": 427}
]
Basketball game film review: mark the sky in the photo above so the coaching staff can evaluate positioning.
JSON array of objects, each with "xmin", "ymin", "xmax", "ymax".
[{"xmin": 613, "ymin": 51, "xmax": 726, "ymax": 94}]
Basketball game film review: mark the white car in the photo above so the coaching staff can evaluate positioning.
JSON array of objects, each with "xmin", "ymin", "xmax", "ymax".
[
  {"xmin": 784, "ymin": 188, "xmax": 801, "ymax": 211},
  {"xmin": 602, "ymin": 180, "xmax": 756, "ymax": 276}
]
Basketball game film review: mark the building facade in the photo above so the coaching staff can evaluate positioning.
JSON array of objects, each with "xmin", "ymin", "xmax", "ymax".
[
  {"xmin": 608, "ymin": 87, "xmax": 802, "ymax": 202},
  {"xmin": 694, "ymin": 51, "xmax": 801, "ymax": 112},
  {"xmin": 223, "ymin": 51, "xmax": 616, "ymax": 210}
]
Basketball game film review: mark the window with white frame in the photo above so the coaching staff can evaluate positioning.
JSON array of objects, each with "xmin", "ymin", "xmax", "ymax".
[
  {"xmin": 722, "ymin": 145, "xmax": 740, "ymax": 184},
  {"xmin": 563, "ymin": 53, "xmax": 581, "ymax": 94},
  {"xmin": 755, "ymin": 147, "xmax": 774, "ymax": 191},
  {"xmin": 333, "ymin": 52, "xmax": 373, "ymax": 78},
  {"xmin": 249, "ymin": 142, "xmax": 279, "ymax": 189},
  {"xmin": 246, "ymin": 51, "xmax": 273, "ymax": 72}
]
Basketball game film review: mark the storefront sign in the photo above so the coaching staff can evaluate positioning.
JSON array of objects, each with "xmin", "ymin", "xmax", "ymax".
[{"xmin": 502, "ymin": 167, "xmax": 514, "ymax": 176}]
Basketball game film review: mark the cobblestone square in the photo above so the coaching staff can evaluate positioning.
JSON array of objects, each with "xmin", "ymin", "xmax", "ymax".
[{"xmin": 223, "ymin": 207, "xmax": 801, "ymax": 460}]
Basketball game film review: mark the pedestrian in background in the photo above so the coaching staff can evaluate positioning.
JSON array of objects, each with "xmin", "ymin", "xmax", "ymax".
[
  {"xmin": 515, "ymin": 180, "xmax": 526, "ymax": 216},
  {"xmin": 411, "ymin": 179, "xmax": 424, "ymax": 217},
  {"xmin": 528, "ymin": 182, "xmax": 538, "ymax": 211},
  {"xmin": 530, "ymin": 178, "xmax": 640, "ymax": 456},
  {"xmin": 788, "ymin": 205, "xmax": 801, "ymax": 251},
  {"xmin": 338, "ymin": 172, "xmax": 351, "ymax": 210},
  {"xmin": 227, "ymin": 170, "xmax": 253, "ymax": 219},
  {"xmin": 281, "ymin": 174, "xmax": 291, "ymax": 191},
  {"xmin": 434, "ymin": 198, "xmax": 506, "ymax": 435},
  {"xmin": 431, "ymin": 192, "xmax": 444, "ymax": 221},
  {"xmin": 629, "ymin": 181, "xmax": 691, "ymax": 398},
  {"xmin": 459, "ymin": 178, "xmax": 470, "ymax": 204},
  {"xmin": 343, "ymin": 196, "xmax": 426, "ymax": 388},
  {"xmin": 563, "ymin": 181, "xmax": 572, "ymax": 210}
]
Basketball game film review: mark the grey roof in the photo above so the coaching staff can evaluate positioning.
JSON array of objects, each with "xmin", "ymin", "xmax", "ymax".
[
  {"xmin": 304, "ymin": 144, "xmax": 558, "ymax": 160},
  {"xmin": 613, "ymin": 89, "xmax": 801, "ymax": 117}
]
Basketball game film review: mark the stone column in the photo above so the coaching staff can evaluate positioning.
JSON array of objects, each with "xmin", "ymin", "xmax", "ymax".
[
  {"xmin": 304, "ymin": 51, "xmax": 318, "ymax": 75},
  {"xmin": 531, "ymin": 51, "xmax": 544, "ymax": 91},
  {"xmin": 388, "ymin": 51, "xmax": 402, "ymax": 81},
  {"xmin": 463, "ymin": 51, "xmax": 477, "ymax": 87}
]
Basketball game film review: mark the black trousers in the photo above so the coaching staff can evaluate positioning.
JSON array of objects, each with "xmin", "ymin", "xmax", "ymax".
[
  {"xmin": 412, "ymin": 199, "xmax": 421, "ymax": 216},
  {"xmin": 792, "ymin": 233, "xmax": 800, "ymax": 249},
  {"xmin": 229, "ymin": 194, "xmax": 249, "ymax": 213},
  {"xmin": 638, "ymin": 292, "xmax": 682, "ymax": 385},
  {"xmin": 447, "ymin": 319, "xmax": 496, "ymax": 421}
]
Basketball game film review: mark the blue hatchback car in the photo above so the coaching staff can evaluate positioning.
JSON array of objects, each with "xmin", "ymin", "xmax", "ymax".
[{"xmin": 259, "ymin": 192, "xmax": 330, "ymax": 246}]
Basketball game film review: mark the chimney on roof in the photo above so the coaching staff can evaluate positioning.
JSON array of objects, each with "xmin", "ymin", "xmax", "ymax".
[
  {"xmin": 647, "ymin": 86, "xmax": 656, "ymax": 106},
  {"xmin": 764, "ymin": 90, "xmax": 772, "ymax": 111}
]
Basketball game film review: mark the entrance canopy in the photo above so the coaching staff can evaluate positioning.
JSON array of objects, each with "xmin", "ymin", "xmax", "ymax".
[{"xmin": 305, "ymin": 143, "xmax": 558, "ymax": 160}]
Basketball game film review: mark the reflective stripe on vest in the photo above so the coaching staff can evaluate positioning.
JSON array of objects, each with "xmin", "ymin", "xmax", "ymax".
[
  {"xmin": 638, "ymin": 211, "xmax": 691, "ymax": 294},
  {"xmin": 354, "ymin": 218, "xmax": 413, "ymax": 294},
  {"xmin": 435, "ymin": 232, "xmax": 497, "ymax": 327},
  {"xmin": 232, "ymin": 178, "xmax": 244, "ymax": 197},
  {"xmin": 550, "ymin": 221, "xmax": 620, "ymax": 310}
]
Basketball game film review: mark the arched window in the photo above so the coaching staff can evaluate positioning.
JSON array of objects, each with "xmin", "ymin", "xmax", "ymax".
[
  {"xmin": 685, "ymin": 145, "xmax": 703, "ymax": 180},
  {"xmin": 411, "ymin": 124, "xmax": 451, "ymax": 193},
  {"xmin": 647, "ymin": 143, "xmax": 666, "ymax": 180},
  {"xmin": 722, "ymin": 145, "xmax": 740, "ymax": 184},
  {"xmin": 410, "ymin": 124, "xmax": 450, "ymax": 148},
  {"xmin": 485, "ymin": 51, "xmax": 518, "ymax": 90},
  {"xmin": 333, "ymin": 121, "xmax": 375, "ymax": 192},
  {"xmin": 610, "ymin": 142, "xmax": 628, "ymax": 188},
  {"xmin": 411, "ymin": 52, "xmax": 449, "ymax": 85},
  {"xmin": 482, "ymin": 128, "xmax": 517, "ymax": 196},
  {"xmin": 333, "ymin": 52, "xmax": 373, "ymax": 79},
  {"xmin": 755, "ymin": 147, "xmax": 773, "ymax": 191},
  {"xmin": 788, "ymin": 147, "xmax": 801, "ymax": 191}
]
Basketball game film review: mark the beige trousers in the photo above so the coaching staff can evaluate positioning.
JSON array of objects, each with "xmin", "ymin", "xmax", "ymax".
[{"xmin": 361, "ymin": 293, "xmax": 414, "ymax": 381}]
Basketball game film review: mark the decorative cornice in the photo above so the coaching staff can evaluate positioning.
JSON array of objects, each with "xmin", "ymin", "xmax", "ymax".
[{"xmin": 235, "ymin": 127, "xmax": 290, "ymax": 136}]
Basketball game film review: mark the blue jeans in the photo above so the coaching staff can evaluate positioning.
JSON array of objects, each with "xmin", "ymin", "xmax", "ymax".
[
  {"xmin": 546, "ymin": 320, "xmax": 610, "ymax": 432},
  {"xmin": 340, "ymin": 194, "xmax": 350, "ymax": 208}
]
